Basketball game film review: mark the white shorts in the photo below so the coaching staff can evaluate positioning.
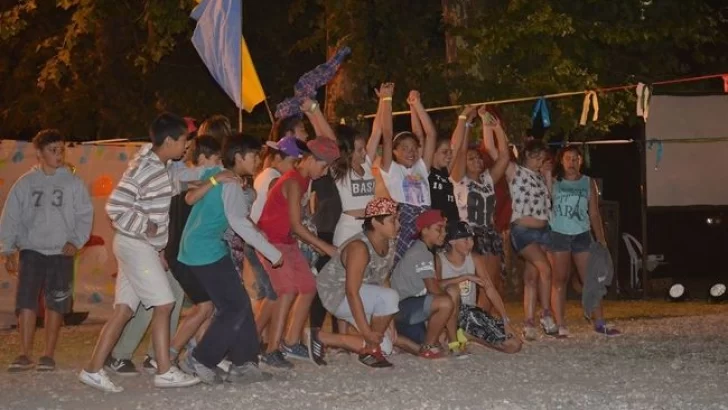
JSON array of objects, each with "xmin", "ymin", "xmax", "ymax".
[
  {"xmin": 333, "ymin": 284, "xmax": 399, "ymax": 355},
  {"xmin": 333, "ymin": 213, "xmax": 363, "ymax": 247},
  {"xmin": 113, "ymin": 233, "xmax": 175, "ymax": 310}
]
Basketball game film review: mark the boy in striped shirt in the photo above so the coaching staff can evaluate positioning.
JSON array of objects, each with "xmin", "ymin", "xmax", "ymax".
[{"xmin": 79, "ymin": 113, "xmax": 200, "ymax": 393}]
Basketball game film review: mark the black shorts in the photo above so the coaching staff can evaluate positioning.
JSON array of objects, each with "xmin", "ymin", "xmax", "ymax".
[
  {"xmin": 16, "ymin": 250, "xmax": 74, "ymax": 315},
  {"xmin": 172, "ymin": 262, "xmax": 211, "ymax": 304}
]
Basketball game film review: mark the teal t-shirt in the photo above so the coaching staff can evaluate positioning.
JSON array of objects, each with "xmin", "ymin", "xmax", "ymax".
[
  {"xmin": 550, "ymin": 176, "xmax": 591, "ymax": 235},
  {"xmin": 177, "ymin": 167, "xmax": 228, "ymax": 266}
]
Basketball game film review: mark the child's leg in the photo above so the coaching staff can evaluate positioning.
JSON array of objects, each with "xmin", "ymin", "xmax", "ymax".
[
  {"xmin": 283, "ymin": 292, "xmax": 315, "ymax": 346},
  {"xmin": 149, "ymin": 302, "xmax": 174, "ymax": 374},
  {"xmin": 86, "ymin": 304, "xmax": 135, "ymax": 372},
  {"xmin": 266, "ymin": 295, "xmax": 294, "ymax": 353},
  {"xmin": 113, "ymin": 302, "xmax": 151, "ymax": 361},
  {"xmin": 14, "ymin": 250, "xmax": 48, "ymax": 360},
  {"xmin": 147, "ymin": 272, "xmax": 185, "ymax": 358},
  {"xmin": 171, "ymin": 302, "xmax": 213, "ymax": 353},
  {"xmin": 39, "ymin": 253, "xmax": 74, "ymax": 359},
  {"xmin": 443, "ymin": 285, "xmax": 460, "ymax": 344},
  {"xmin": 424, "ymin": 295, "xmax": 454, "ymax": 346}
]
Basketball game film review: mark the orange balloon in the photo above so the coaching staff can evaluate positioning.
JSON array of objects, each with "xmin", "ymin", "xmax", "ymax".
[{"xmin": 92, "ymin": 175, "xmax": 114, "ymax": 197}]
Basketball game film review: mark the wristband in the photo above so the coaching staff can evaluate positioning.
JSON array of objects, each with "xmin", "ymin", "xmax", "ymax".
[
  {"xmin": 309, "ymin": 102, "xmax": 319, "ymax": 113},
  {"xmin": 458, "ymin": 115, "xmax": 467, "ymax": 120},
  {"xmin": 209, "ymin": 176, "xmax": 218, "ymax": 186},
  {"xmin": 465, "ymin": 121, "xmax": 475, "ymax": 129},
  {"xmin": 381, "ymin": 97, "xmax": 392, "ymax": 102}
]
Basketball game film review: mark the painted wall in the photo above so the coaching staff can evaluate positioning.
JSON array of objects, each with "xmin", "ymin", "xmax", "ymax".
[{"xmin": 0, "ymin": 140, "xmax": 143, "ymax": 328}]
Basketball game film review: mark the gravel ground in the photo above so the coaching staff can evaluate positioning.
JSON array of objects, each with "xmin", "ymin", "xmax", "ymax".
[{"xmin": 1, "ymin": 303, "xmax": 728, "ymax": 410}]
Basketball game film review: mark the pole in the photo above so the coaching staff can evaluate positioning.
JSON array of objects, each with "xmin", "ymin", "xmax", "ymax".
[
  {"xmin": 638, "ymin": 121, "xmax": 650, "ymax": 297},
  {"xmin": 238, "ymin": 0, "xmax": 243, "ymax": 132}
]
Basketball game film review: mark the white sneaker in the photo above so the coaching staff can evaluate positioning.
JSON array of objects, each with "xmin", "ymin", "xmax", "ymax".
[
  {"xmin": 153, "ymin": 366, "xmax": 201, "ymax": 388},
  {"xmin": 79, "ymin": 369, "xmax": 124, "ymax": 393},
  {"xmin": 217, "ymin": 359, "xmax": 232, "ymax": 373}
]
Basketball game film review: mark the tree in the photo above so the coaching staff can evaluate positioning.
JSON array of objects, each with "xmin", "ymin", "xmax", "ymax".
[
  {"xmin": 286, "ymin": 0, "xmax": 728, "ymax": 141},
  {"xmin": 0, "ymin": 0, "xmax": 235, "ymax": 139}
]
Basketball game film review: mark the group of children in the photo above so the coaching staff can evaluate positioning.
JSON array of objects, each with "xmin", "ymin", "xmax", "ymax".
[{"xmin": 0, "ymin": 82, "xmax": 619, "ymax": 393}]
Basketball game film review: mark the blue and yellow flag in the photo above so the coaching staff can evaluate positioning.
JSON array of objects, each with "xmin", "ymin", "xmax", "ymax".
[{"xmin": 191, "ymin": 0, "xmax": 265, "ymax": 112}]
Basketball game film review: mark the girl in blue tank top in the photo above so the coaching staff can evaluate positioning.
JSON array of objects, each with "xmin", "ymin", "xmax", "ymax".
[{"xmin": 548, "ymin": 146, "xmax": 620, "ymax": 337}]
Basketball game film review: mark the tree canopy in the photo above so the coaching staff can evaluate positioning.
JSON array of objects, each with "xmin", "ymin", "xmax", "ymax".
[{"xmin": 1, "ymin": 0, "xmax": 727, "ymax": 141}]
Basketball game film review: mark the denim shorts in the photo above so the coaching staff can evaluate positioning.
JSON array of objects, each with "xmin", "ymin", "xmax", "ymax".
[
  {"xmin": 243, "ymin": 244, "xmax": 277, "ymax": 301},
  {"xmin": 549, "ymin": 231, "xmax": 592, "ymax": 254},
  {"xmin": 16, "ymin": 250, "xmax": 73, "ymax": 315},
  {"xmin": 510, "ymin": 224, "xmax": 551, "ymax": 253},
  {"xmin": 395, "ymin": 295, "xmax": 434, "ymax": 326}
]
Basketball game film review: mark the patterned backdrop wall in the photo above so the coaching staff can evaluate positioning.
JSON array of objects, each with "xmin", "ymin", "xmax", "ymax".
[{"xmin": 0, "ymin": 140, "xmax": 143, "ymax": 328}]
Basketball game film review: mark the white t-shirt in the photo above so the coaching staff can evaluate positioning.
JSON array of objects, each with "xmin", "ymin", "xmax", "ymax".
[
  {"xmin": 454, "ymin": 170, "xmax": 496, "ymax": 228},
  {"xmin": 250, "ymin": 167, "xmax": 282, "ymax": 223},
  {"xmin": 380, "ymin": 158, "xmax": 431, "ymax": 207},
  {"xmin": 335, "ymin": 156, "xmax": 375, "ymax": 212},
  {"xmin": 438, "ymin": 253, "xmax": 477, "ymax": 307}
]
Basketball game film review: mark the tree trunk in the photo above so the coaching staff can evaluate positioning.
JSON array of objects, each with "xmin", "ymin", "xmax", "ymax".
[{"xmin": 441, "ymin": 0, "xmax": 473, "ymax": 104}]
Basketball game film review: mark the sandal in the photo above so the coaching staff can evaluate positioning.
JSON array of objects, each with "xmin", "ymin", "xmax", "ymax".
[{"xmin": 419, "ymin": 344, "xmax": 446, "ymax": 360}]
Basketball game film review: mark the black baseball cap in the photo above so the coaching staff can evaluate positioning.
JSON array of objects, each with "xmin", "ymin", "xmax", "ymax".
[{"xmin": 447, "ymin": 221, "xmax": 474, "ymax": 242}]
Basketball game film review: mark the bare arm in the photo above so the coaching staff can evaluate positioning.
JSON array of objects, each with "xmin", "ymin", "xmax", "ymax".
[
  {"xmin": 367, "ymin": 83, "xmax": 394, "ymax": 162},
  {"xmin": 409, "ymin": 91, "xmax": 438, "ymax": 169},
  {"xmin": 380, "ymin": 83, "xmax": 395, "ymax": 173},
  {"xmin": 474, "ymin": 259, "xmax": 509, "ymax": 320},
  {"xmin": 489, "ymin": 123, "xmax": 511, "ymax": 184},
  {"xmin": 449, "ymin": 107, "xmax": 477, "ymax": 182},
  {"xmin": 344, "ymin": 241, "xmax": 377, "ymax": 337},
  {"xmin": 479, "ymin": 107, "xmax": 516, "ymax": 182},
  {"xmin": 588, "ymin": 178, "xmax": 607, "ymax": 245},
  {"xmin": 301, "ymin": 98, "xmax": 336, "ymax": 141},
  {"xmin": 284, "ymin": 180, "xmax": 336, "ymax": 257}
]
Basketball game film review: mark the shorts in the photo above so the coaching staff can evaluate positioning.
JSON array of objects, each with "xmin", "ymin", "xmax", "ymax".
[
  {"xmin": 15, "ymin": 250, "xmax": 74, "ymax": 315},
  {"xmin": 332, "ymin": 284, "xmax": 400, "ymax": 323},
  {"xmin": 113, "ymin": 234, "xmax": 175, "ymax": 310},
  {"xmin": 333, "ymin": 284, "xmax": 399, "ymax": 354},
  {"xmin": 395, "ymin": 295, "xmax": 434, "ymax": 326},
  {"xmin": 244, "ymin": 244, "xmax": 277, "ymax": 301},
  {"xmin": 458, "ymin": 304, "xmax": 507, "ymax": 346},
  {"xmin": 259, "ymin": 243, "xmax": 316, "ymax": 295},
  {"xmin": 172, "ymin": 262, "xmax": 211, "ymax": 304},
  {"xmin": 549, "ymin": 231, "xmax": 592, "ymax": 254},
  {"xmin": 473, "ymin": 225, "xmax": 504, "ymax": 257},
  {"xmin": 510, "ymin": 224, "xmax": 551, "ymax": 253}
]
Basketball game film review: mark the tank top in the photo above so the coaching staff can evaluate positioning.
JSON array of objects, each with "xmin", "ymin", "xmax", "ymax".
[
  {"xmin": 550, "ymin": 175, "xmax": 591, "ymax": 235},
  {"xmin": 258, "ymin": 169, "xmax": 310, "ymax": 244},
  {"xmin": 509, "ymin": 165, "xmax": 551, "ymax": 222},
  {"xmin": 335, "ymin": 157, "xmax": 375, "ymax": 212},
  {"xmin": 455, "ymin": 171, "xmax": 496, "ymax": 229},
  {"xmin": 316, "ymin": 232, "xmax": 396, "ymax": 313},
  {"xmin": 250, "ymin": 167, "xmax": 282, "ymax": 223},
  {"xmin": 438, "ymin": 253, "xmax": 476, "ymax": 307},
  {"xmin": 429, "ymin": 167, "xmax": 459, "ymax": 223}
]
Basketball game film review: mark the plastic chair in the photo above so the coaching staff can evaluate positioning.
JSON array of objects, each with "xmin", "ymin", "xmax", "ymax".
[{"xmin": 621, "ymin": 233, "xmax": 665, "ymax": 290}]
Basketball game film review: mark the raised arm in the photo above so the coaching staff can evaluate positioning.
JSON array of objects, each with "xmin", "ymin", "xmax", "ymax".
[
  {"xmin": 367, "ymin": 83, "xmax": 394, "ymax": 162},
  {"xmin": 379, "ymin": 83, "xmax": 395, "ymax": 173},
  {"xmin": 301, "ymin": 98, "xmax": 336, "ymax": 141},
  {"xmin": 479, "ymin": 107, "xmax": 516, "ymax": 182},
  {"xmin": 284, "ymin": 180, "xmax": 337, "ymax": 257},
  {"xmin": 449, "ymin": 106, "xmax": 477, "ymax": 182},
  {"xmin": 409, "ymin": 91, "xmax": 438, "ymax": 169},
  {"xmin": 409, "ymin": 92, "xmax": 425, "ymax": 147},
  {"xmin": 489, "ymin": 120, "xmax": 512, "ymax": 184}
]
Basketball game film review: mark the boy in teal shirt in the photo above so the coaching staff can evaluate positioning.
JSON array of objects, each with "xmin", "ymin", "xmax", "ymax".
[{"xmin": 177, "ymin": 134, "xmax": 281, "ymax": 385}]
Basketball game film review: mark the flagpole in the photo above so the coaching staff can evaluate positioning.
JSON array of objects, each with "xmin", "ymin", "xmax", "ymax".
[{"xmin": 238, "ymin": 0, "xmax": 243, "ymax": 132}]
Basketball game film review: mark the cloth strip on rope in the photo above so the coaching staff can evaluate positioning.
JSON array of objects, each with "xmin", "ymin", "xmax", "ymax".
[{"xmin": 579, "ymin": 91, "xmax": 599, "ymax": 126}]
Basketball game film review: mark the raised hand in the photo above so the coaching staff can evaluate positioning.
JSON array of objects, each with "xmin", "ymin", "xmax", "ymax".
[
  {"xmin": 407, "ymin": 90, "xmax": 421, "ymax": 106},
  {"xmin": 375, "ymin": 82, "xmax": 395, "ymax": 99}
]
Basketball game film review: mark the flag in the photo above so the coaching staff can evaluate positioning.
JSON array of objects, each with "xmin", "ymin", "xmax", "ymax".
[{"xmin": 191, "ymin": 0, "xmax": 265, "ymax": 113}]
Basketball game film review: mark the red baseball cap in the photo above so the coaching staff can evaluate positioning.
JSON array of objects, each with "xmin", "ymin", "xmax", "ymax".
[{"xmin": 413, "ymin": 209, "xmax": 445, "ymax": 238}]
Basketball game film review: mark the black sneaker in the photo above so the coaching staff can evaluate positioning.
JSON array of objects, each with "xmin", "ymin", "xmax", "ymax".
[
  {"xmin": 260, "ymin": 350, "xmax": 294, "ymax": 369},
  {"xmin": 358, "ymin": 348, "xmax": 393, "ymax": 369},
  {"xmin": 305, "ymin": 328, "xmax": 327, "ymax": 366},
  {"xmin": 103, "ymin": 356, "xmax": 139, "ymax": 377},
  {"xmin": 141, "ymin": 355, "xmax": 157, "ymax": 374},
  {"xmin": 7, "ymin": 355, "xmax": 34, "ymax": 372}
]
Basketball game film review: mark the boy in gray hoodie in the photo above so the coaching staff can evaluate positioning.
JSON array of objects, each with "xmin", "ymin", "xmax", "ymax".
[{"xmin": 0, "ymin": 129, "xmax": 94, "ymax": 372}]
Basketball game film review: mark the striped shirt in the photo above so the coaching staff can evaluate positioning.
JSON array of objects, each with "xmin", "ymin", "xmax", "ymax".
[{"xmin": 105, "ymin": 144, "xmax": 174, "ymax": 251}]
